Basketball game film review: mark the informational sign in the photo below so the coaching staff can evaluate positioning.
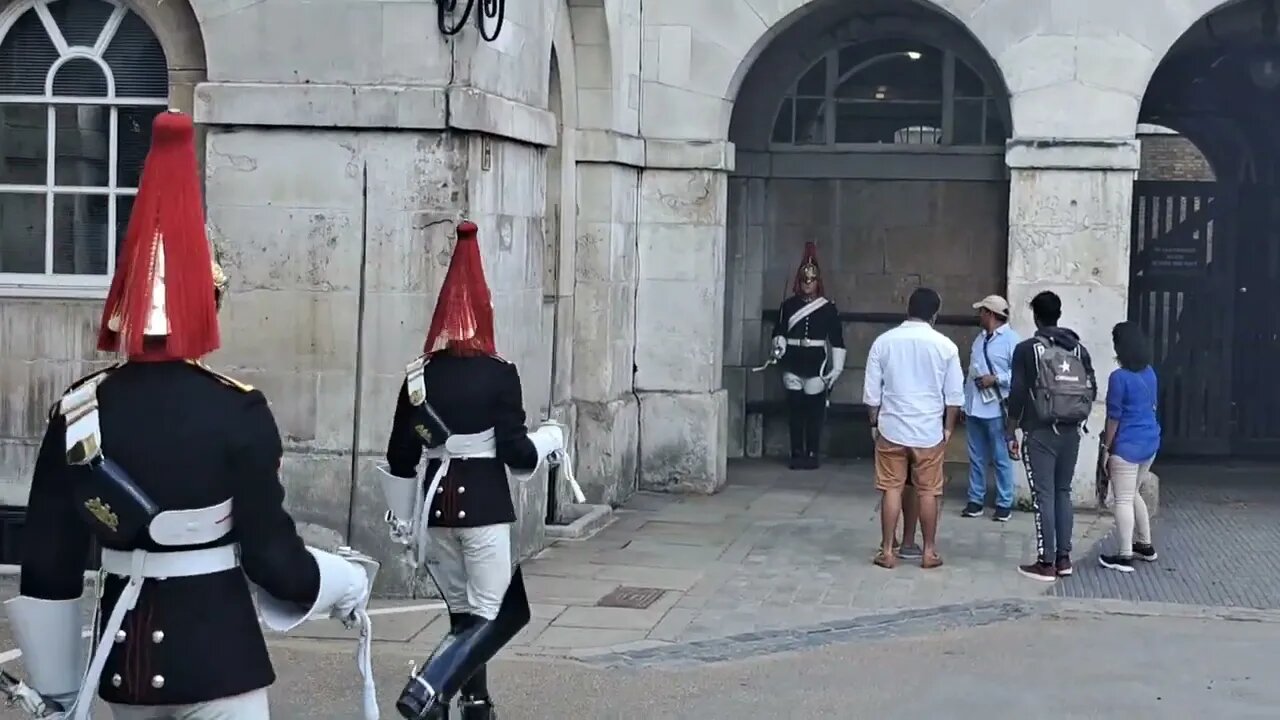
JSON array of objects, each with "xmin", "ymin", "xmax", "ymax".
[{"xmin": 1145, "ymin": 239, "xmax": 1205, "ymax": 275}]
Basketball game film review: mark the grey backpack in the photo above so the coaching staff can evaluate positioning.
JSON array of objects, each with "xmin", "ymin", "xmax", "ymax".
[{"xmin": 1031, "ymin": 337, "xmax": 1093, "ymax": 424}]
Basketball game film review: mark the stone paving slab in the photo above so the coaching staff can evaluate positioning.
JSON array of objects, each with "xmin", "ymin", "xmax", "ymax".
[
  {"xmin": 510, "ymin": 459, "xmax": 1112, "ymax": 654},
  {"xmin": 1055, "ymin": 463, "xmax": 1280, "ymax": 610}
]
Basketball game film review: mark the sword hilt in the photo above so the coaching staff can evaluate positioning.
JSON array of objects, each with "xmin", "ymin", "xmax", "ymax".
[{"xmin": 0, "ymin": 670, "xmax": 62, "ymax": 717}]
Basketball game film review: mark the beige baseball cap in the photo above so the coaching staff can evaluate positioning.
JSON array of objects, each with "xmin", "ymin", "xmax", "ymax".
[{"xmin": 972, "ymin": 294, "xmax": 1010, "ymax": 317}]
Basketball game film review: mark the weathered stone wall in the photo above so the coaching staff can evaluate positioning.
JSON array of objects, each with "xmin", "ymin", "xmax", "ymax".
[{"xmin": 202, "ymin": 128, "xmax": 555, "ymax": 594}]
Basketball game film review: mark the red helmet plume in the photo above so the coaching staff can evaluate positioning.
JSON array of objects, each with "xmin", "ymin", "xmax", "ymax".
[
  {"xmin": 423, "ymin": 221, "xmax": 497, "ymax": 356},
  {"xmin": 97, "ymin": 110, "xmax": 219, "ymax": 360}
]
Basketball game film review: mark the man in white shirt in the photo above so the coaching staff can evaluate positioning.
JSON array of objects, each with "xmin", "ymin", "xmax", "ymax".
[{"xmin": 863, "ymin": 288, "xmax": 965, "ymax": 570}]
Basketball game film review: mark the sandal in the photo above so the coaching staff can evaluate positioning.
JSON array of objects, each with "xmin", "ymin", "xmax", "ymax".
[
  {"xmin": 921, "ymin": 553, "xmax": 944, "ymax": 569},
  {"xmin": 873, "ymin": 550, "xmax": 897, "ymax": 569}
]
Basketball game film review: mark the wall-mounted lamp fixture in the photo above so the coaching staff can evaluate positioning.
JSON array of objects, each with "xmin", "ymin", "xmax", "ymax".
[{"xmin": 438, "ymin": 0, "xmax": 505, "ymax": 42}]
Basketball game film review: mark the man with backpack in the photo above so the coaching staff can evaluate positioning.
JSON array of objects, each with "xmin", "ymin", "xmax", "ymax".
[{"xmin": 1005, "ymin": 291, "xmax": 1098, "ymax": 582}]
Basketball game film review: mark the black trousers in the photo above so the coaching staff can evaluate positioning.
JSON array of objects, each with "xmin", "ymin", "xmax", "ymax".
[
  {"xmin": 1022, "ymin": 427, "xmax": 1081, "ymax": 563},
  {"xmin": 786, "ymin": 390, "xmax": 826, "ymax": 457}
]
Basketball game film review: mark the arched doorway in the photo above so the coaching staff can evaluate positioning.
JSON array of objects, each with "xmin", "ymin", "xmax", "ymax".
[
  {"xmin": 724, "ymin": 0, "xmax": 1012, "ymax": 459},
  {"xmin": 1135, "ymin": 0, "xmax": 1280, "ymax": 457}
]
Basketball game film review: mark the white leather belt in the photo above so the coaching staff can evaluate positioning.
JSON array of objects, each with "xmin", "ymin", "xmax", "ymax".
[
  {"xmin": 149, "ymin": 498, "xmax": 233, "ymax": 547},
  {"xmin": 786, "ymin": 338, "xmax": 825, "ymax": 347},
  {"xmin": 424, "ymin": 428, "xmax": 498, "ymax": 461},
  {"xmin": 100, "ymin": 544, "xmax": 239, "ymax": 579}
]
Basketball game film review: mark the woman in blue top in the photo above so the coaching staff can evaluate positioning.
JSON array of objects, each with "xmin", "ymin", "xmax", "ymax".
[{"xmin": 1099, "ymin": 321, "xmax": 1161, "ymax": 572}]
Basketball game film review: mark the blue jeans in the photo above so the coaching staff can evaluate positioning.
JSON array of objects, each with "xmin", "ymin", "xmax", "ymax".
[{"xmin": 965, "ymin": 415, "xmax": 1014, "ymax": 509}]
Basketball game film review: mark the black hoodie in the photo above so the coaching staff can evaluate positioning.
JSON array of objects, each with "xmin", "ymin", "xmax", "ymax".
[{"xmin": 1005, "ymin": 325, "xmax": 1097, "ymax": 435}]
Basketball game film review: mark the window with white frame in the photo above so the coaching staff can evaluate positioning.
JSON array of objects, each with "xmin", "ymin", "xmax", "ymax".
[
  {"xmin": 771, "ymin": 38, "xmax": 1009, "ymax": 149},
  {"xmin": 0, "ymin": 0, "xmax": 167, "ymax": 295}
]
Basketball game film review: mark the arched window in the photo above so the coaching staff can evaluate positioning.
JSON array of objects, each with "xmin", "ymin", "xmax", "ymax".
[
  {"xmin": 0, "ymin": 0, "xmax": 167, "ymax": 294},
  {"xmin": 771, "ymin": 38, "xmax": 1008, "ymax": 149}
]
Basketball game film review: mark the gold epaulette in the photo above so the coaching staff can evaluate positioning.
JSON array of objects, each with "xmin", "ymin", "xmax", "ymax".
[
  {"xmin": 48, "ymin": 364, "xmax": 120, "ymax": 420},
  {"xmin": 186, "ymin": 360, "xmax": 254, "ymax": 392}
]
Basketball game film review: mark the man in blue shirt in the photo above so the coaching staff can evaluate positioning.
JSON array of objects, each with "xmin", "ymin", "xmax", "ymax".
[{"xmin": 961, "ymin": 295, "xmax": 1020, "ymax": 521}]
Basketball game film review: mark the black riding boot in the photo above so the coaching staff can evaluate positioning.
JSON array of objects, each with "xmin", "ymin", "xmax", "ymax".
[
  {"xmin": 786, "ymin": 390, "xmax": 807, "ymax": 469},
  {"xmin": 803, "ymin": 392, "xmax": 827, "ymax": 469},
  {"xmin": 456, "ymin": 614, "xmax": 496, "ymax": 719},
  {"xmin": 397, "ymin": 573, "xmax": 532, "ymax": 720}
]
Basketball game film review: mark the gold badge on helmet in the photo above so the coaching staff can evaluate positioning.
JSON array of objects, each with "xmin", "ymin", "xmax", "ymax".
[{"xmin": 800, "ymin": 260, "xmax": 820, "ymax": 282}]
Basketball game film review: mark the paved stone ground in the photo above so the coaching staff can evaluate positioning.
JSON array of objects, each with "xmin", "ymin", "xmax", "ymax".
[
  {"xmin": 8, "ymin": 608, "xmax": 1278, "ymax": 719},
  {"xmin": 505, "ymin": 459, "xmax": 1109, "ymax": 656},
  {"xmin": 1055, "ymin": 462, "xmax": 1280, "ymax": 609},
  {"xmin": 7, "ymin": 459, "xmax": 1280, "ymax": 717}
]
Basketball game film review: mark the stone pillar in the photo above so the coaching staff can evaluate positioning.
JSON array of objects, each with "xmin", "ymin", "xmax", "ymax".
[
  {"xmin": 634, "ymin": 141, "xmax": 733, "ymax": 494},
  {"xmin": 571, "ymin": 131, "xmax": 644, "ymax": 507},
  {"xmin": 1004, "ymin": 139, "xmax": 1140, "ymax": 507}
]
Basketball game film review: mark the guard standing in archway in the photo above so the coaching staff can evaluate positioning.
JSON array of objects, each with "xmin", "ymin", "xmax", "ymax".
[{"xmin": 770, "ymin": 242, "xmax": 847, "ymax": 470}]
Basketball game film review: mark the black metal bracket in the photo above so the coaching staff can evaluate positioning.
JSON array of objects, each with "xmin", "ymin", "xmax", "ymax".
[{"xmin": 438, "ymin": 0, "xmax": 505, "ymax": 42}]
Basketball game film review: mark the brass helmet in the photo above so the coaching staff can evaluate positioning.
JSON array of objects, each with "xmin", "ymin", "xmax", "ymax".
[{"xmin": 792, "ymin": 242, "xmax": 824, "ymax": 297}]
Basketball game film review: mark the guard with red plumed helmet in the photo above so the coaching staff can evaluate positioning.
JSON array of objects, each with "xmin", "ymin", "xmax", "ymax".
[
  {"xmin": 5, "ymin": 111, "xmax": 377, "ymax": 720},
  {"xmin": 379, "ymin": 221, "xmax": 571, "ymax": 720},
  {"xmin": 769, "ymin": 242, "xmax": 847, "ymax": 469}
]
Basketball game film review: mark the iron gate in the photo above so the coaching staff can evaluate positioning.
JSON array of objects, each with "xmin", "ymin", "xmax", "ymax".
[{"xmin": 1128, "ymin": 181, "xmax": 1235, "ymax": 456}]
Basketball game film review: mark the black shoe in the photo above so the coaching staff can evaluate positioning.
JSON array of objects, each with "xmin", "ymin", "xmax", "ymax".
[
  {"xmin": 459, "ymin": 697, "xmax": 496, "ymax": 720},
  {"xmin": 1132, "ymin": 543, "xmax": 1158, "ymax": 562},
  {"xmin": 1098, "ymin": 554, "xmax": 1135, "ymax": 573},
  {"xmin": 1017, "ymin": 561, "xmax": 1057, "ymax": 582},
  {"xmin": 992, "ymin": 507, "xmax": 1012, "ymax": 522},
  {"xmin": 788, "ymin": 455, "xmax": 803, "ymax": 470},
  {"xmin": 1056, "ymin": 556, "xmax": 1072, "ymax": 577},
  {"xmin": 961, "ymin": 502, "xmax": 984, "ymax": 518},
  {"xmin": 804, "ymin": 454, "xmax": 820, "ymax": 470}
]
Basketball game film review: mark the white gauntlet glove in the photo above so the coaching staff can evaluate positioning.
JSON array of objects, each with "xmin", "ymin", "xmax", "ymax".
[
  {"xmin": 771, "ymin": 335, "xmax": 786, "ymax": 359},
  {"xmin": 822, "ymin": 347, "xmax": 847, "ymax": 387},
  {"xmin": 530, "ymin": 422, "xmax": 566, "ymax": 458}
]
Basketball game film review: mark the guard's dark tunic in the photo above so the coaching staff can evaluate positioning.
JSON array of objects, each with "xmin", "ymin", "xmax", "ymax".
[
  {"xmin": 386, "ymin": 353, "xmax": 540, "ymax": 528},
  {"xmin": 772, "ymin": 295, "xmax": 846, "ymax": 378},
  {"xmin": 20, "ymin": 361, "xmax": 321, "ymax": 706}
]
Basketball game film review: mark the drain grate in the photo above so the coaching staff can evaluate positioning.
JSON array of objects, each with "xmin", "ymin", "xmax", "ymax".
[{"xmin": 596, "ymin": 586, "xmax": 666, "ymax": 609}]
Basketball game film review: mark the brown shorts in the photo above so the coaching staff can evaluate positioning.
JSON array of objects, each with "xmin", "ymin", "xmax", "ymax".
[{"xmin": 874, "ymin": 436, "xmax": 947, "ymax": 497}]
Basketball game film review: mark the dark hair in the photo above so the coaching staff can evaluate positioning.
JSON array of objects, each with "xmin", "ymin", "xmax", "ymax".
[
  {"xmin": 907, "ymin": 287, "xmax": 941, "ymax": 321},
  {"xmin": 1030, "ymin": 291, "xmax": 1062, "ymax": 326},
  {"xmin": 1112, "ymin": 321, "xmax": 1152, "ymax": 372}
]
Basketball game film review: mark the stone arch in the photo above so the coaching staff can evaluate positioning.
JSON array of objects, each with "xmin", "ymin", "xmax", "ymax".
[
  {"xmin": 538, "ymin": 0, "xmax": 582, "ymax": 523},
  {"xmin": 1128, "ymin": 0, "xmax": 1280, "ymax": 458},
  {"xmin": 719, "ymin": 0, "xmax": 1003, "ymax": 140},
  {"xmin": 723, "ymin": 0, "xmax": 1013, "ymax": 461},
  {"xmin": 0, "ymin": 0, "xmax": 214, "ymax": 112},
  {"xmin": 125, "ymin": 0, "xmax": 206, "ymax": 111}
]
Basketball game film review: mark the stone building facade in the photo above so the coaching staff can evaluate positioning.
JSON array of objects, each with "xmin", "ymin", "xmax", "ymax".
[{"xmin": 0, "ymin": 0, "xmax": 1264, "ymax": 592}]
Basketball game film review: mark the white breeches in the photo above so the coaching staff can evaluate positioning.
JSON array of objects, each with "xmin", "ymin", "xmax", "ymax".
[
  {"xmin": 423, "ymin": 523, "xmax": 513, "ymax": 621},
  {"xmin": 110, "ymin": 689, "xmax": 269, "ymax": 719}
]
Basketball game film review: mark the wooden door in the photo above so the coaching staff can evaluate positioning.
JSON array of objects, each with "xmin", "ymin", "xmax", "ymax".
[{"xmin": 1231, "ymin": 183, "xmax": 1280, "ymax": 455}]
